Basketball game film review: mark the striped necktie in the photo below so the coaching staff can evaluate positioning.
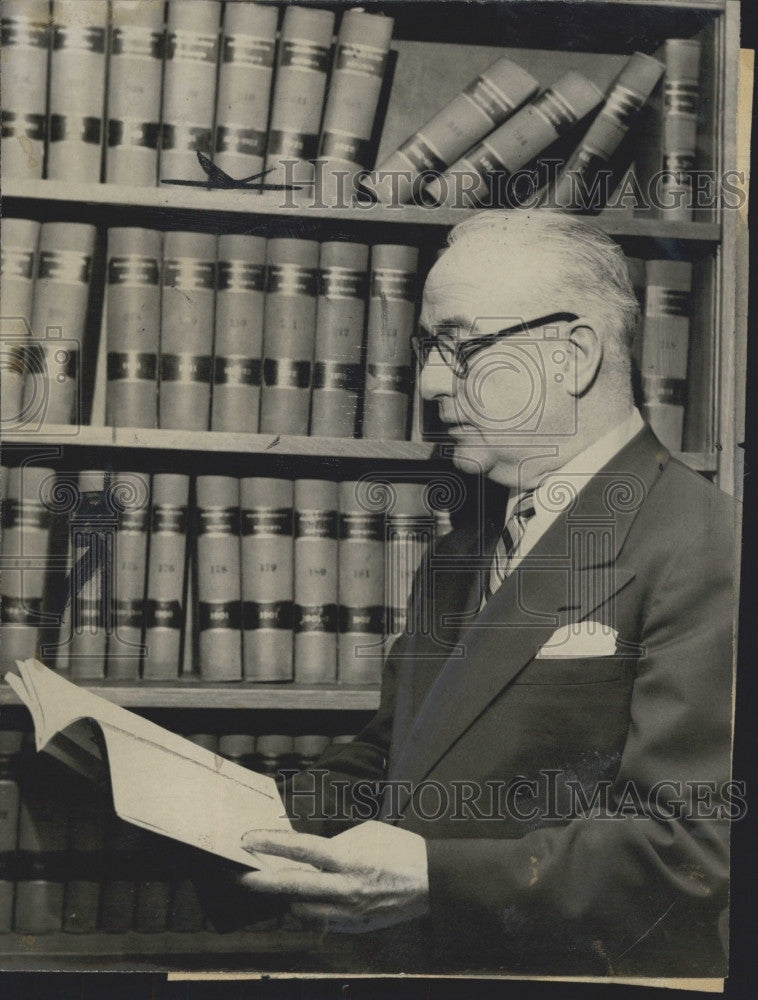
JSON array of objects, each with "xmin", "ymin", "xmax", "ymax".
[{"xmin": 480, "ymin": 490, "xmax": 537, "ymax": 609}]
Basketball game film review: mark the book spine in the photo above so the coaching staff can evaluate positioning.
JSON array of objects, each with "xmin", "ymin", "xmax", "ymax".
[
  {"xmin": 338, "ymin": 481, "xmax": 385, "ymax": 685},
  {"xmin": 240, "ymin": 477, "xmax": 294, "ymax": 682},
  {"xmin": 142, "ymin": 473, "xmax": 189, "ymax": 680},
  {"xmin": 626, "ymin": 255, "xmax": 647, "ymax": 369},
  {"xmin": 22, "ymin": 222, "xmax": 97, "ymax": 428},
  {"xmin": 368, "ymin": 55, "xmax": 539, "ymax": 205},
  {"xmin": 1, "ymin": 219, "xmax": 40, "ymax": 426},
  {"xmin": 660, "ymin": 39, "xmax": 701, "ymax": 222},
  {"xmin": 361, "ymin": 244, "xmax": 417, "ymax": 440},
  {"xmin": 294, "ymin": 480, "xmax": 338, "ymax": 684},
  {"xmin": 62, "ymin": 791, "xmax": 105, "ymax": 933},
  {"xmin": 135, "ymin": 876, "xmax": 171, "ymax": 933},
  {"xmin": 551, "ymin": 52, "xmax": 664, "ymax": 211},
  {"xmin": 106, "ymin": 471, "xmax": 150, "ymax": 680},
  {"xmin": 70, "ymin": 470, "xmax": 111, "ymax": 680},
  {"xmin": 14, "ymin": 745, "xmax": 67, "ymax": 934},
  {"xmin": 212, "ymin": 234, "xmax": 267, "ymax": 433},
  {"xmin": 256, "ymin": 735, "xmax": 294, "ymax": 779},
  {"xmin": 429, "ymin": 71, "xmax": 605, "ymax": 207},
  {"xmin": 640, "ymin": 259, "xmax": 693, "ymax": 451},
  {"xmin": 0, "ymin": 732, "xmax": 21, "ymax": 931},
  {"xmin": 106, "ymin": 0, "xmax": 166, "ymax": 187},
  {"xmin": 47, "ymin": 0, "xmax": 108, "ymax": 183},
  {"xmin": 0, "ymin": 466, "xmax": 55, "ymax": 673},
  {"xmin": 259, "ymin": 238, "xmax": 320, "ymax": 435},
  {"xmin": 159, "ymin": 231, "xmax": 216, "ymax": 431},
  {"xmin": 384, "ymin": 484, "xmax": 432, "ymax": 659},
  {"xmin": 159, "ymin": 0, "xmax": 221, "ymax": 183},
  {"xmin": 0, "ymin": 0, "xmax": 50, "ymax": 179},
  {"xmin": 213, "ymin": 2, "xmax": 277, "ymax": 179},
  {"xmin": 264, "ymin": 6, "xmax": 334, "ymax": 188},
  {"xmin": 292, "ymin": 734, "xmax": 330, "ymax": 772},
  {"xmin": 315, "ymin": 9, "xmax": 393, "ymax": 198},
  {"xmin": 106, "ymin": 227, "xmax": 161, "ymax": 428},
  {"xmin": 98, "ymin": 816, "xmax": 140, "ymax": 932},
  {"xmin": 310, "ymin": 241, "xmax": 369, "ymax": 438},
  {"xmin": 196, "ymin": 475, "xmax": 242, "ymax": 682}
]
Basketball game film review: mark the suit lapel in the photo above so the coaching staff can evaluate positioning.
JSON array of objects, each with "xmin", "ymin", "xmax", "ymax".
[{"xmin": 388, "ymin": 426, "xmax": 668, "ymax": 814}]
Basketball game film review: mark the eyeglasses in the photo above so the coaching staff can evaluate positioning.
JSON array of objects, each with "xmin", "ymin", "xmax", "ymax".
[{"xmin": 411, "ymin": 312, "xmax": 579, "ymax": 378}]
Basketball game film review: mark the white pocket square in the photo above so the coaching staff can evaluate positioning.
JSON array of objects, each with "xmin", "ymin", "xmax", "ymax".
[{"xmin": 535, "ymin": 622, "xmax": 618, "ymax": 659}]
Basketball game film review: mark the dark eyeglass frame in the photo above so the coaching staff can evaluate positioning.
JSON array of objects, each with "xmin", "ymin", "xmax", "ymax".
[{"xmin": 411, "ymin": 312, "xmax": 580, "ymax": 377}]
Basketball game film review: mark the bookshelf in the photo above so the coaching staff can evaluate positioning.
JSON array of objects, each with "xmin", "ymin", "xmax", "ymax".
[{"xmin": 0, "ymin": 0, "xmax": 745, "ymax": 971}]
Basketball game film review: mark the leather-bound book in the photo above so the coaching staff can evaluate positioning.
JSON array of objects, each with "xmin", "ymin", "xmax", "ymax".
[
  {"xmin": 14, "ymin": 741, "xmax": 67, "ymax": 934},
  {"xmin": 47, "ymin": 0, "xmax": 108, "ymax": 183},
  {"xmin": 337, "ymin": 480, "xmax": 385, "ymax": 685},
  {"xmin": 0, "ymin": 731, "xmax": 23, "ymax": 932},
  {"xmin": 640, "ymin": 259, "xmax": 693, "ymax": 451},
  {"xmin": 384, "ymin": 483, "xmax": 433, "ymax": 660},
  {"xmin": 159, "ymin": 0, "xmax": 221, "ymax": 183},
  {"xmin": 106, "ymin": 227, "xmax": 161, "ymax": 429},
  {"xmin": 241, "ymin": 477, "xmax": 294, "ymax": 682},
  {"xmin": 159, "ymin": 231, "xmax": 217, "ymax": 431},
  {"xmin": 106, "ymin": 0, "xmax": 166, "ymax": 186},
  {"xmin": 21, "ymin": 222, "xmax": 97, "ymax": 429},
  {"xmin": 106, "ymin": 471, "xmax": 150, "ymax": 680},
  {"xmin": 256, "ymin": 735, "xmax": 294, "ymax": 779},
  {"xmin": 550, "ymin": 53, "xmax": 664, "ymax": 211},
  {"xmin": 259, "ymin": 238, "xmax": 319, "ymax": 436},
  {"xmin": 427, "ymin": 71, "xmax": 605, "ymax": 207},
  {"xmin": 143, "ymin": 473, "xmax": 189, "ymax": 680},
  {"xmin": 98, "ymin": 815, "xmax": 140, "ymax": 932},
  {"xmin": 367, "ymin": 55, "xmax": 539, "ymax": 205},
  {"xmin": 0, "ymin": 465, "xmax": 55, "ymax": 673},
  {"xmin": 196, "ymin": 475, "xmax": 242, "ymax": 682},
  {"xmin": 212, "ymin": 234, "xmax": 266, "ymax": 433},
  {"xmin": 361, "ymin": 244, "xmax": 418, "ymax": 440},
  {"xmin": 294, "ymin": 480, "xmax": 338, "ymax": 684},
  {"xmin": 62, "ymin": 789, "xmax": 105, "ymax": 933},
  {"xmin": 69, "ymin": 470, "xmax": 110, "ymax": 681},
  {"xmin": 293, "ymin": 735, "xmax": 330, "ymax": 771},
  {"xmin": 135, "ymin": 853, "xmax": 171, "ymax": 934},
  {"xmin": 214, "ymin": 1, "xmax": 278, "ymax": 180},
  {"xmin": 0, "ymin": 0, "xmax": 51, "ymax": 179},
  {"xmin": 660, "ymin": 39, "xmax": 702, "ymax": 221},
  {"xmin": 310, "ymin": 241, "xmax": 369, "ymax": 438},
  {"xmin": 315, "ymin": 9, "xmax": 393, "ymax": 201},
  {"xmin": 1, "ymin": 218, "xmax": 40, "ymax": 427},
  {"xmin": 264, "ymin": 6, "xmax": 334, "ymax": 188}
]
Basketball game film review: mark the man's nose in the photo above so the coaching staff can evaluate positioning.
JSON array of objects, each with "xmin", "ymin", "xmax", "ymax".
[{"xmin": 418, "ymin": 350, "xmax": 455, "ymax": 400}]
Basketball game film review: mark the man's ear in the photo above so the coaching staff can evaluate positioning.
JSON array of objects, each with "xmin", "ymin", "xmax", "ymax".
[{"xmin": 565, "ymin": 322, "xmax": 602, "ymax": 396}]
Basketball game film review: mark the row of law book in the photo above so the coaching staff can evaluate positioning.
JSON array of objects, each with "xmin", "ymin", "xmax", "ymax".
[
  {"xmin": 1, "ymin": 0, "xmax": 394, "ymax": 192},
  {"xmin": 627, "ymin": 256, "xmax": 694, "ymax": 452},
  {"xmin": 0, "ymin": 728, "xmax": 352, "ymax": 935},
  {"xmin": 365, "ymin": 41, "xmax": 700, "ymax": 220},
  {"xmin": 0, "ymin": 219, "xmax": 420, "ymax": 441},
  {"xmin": 1, "ymin": 468, "xmax": 452, "ymax": 685}
]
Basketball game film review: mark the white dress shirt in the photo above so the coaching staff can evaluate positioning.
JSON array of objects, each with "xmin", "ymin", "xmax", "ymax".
[{"xmin": 502, "ymin": 408, "xmax": 645, "ymax": 574}]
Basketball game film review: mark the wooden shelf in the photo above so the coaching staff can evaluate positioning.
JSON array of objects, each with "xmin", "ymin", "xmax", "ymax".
[
  {"xmin": 3, "ymin": 179, "xmax": 722, "ymax": 243},
  {"xmin": 1, "ymin": 426, "xmax": 719, "ymax": 473},
  {"xmin": 0, "ymin": 680, "xmax": 381, "ymax": 712}
]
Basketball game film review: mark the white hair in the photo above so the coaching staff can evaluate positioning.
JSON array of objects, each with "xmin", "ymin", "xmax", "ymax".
[{"xmin": 445, "ymin": 210, "xmax": 640, "ymax": 373}]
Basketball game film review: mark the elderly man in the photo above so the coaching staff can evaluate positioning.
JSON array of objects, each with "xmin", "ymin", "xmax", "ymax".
[{"xmin": 236, "ymin": 211, "xmax": 736, "ymax": 978}]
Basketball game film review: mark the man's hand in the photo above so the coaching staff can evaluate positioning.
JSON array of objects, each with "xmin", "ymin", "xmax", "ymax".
[{"xmin": 239, "ymin": 821, "xmax": 430, "ymax": 933}]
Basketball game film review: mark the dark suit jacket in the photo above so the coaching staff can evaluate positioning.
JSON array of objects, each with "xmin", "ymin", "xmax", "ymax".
[{"xmin": 288, "ymin": 425, "xmax": 737, "ymax": 977}]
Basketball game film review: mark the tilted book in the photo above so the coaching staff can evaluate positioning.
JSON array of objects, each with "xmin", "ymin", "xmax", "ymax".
[
  {"xmin": 660, "ymin": 39, "xmax": 702, "ymax": 222},
  {"xmin": 5, "ymin": 659, "xmax": 306, "ymax": 872}
]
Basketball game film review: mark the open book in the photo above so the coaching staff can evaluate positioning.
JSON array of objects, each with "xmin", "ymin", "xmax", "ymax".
[{"xmin": 5, "ymin": 659, "xmax": 308, "ymax": 872}]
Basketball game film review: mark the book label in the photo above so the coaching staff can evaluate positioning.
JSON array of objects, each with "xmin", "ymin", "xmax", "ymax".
[
  {"xmin": 166, "ymin": 31, "xmax": 218, "ymax": 65},
  {"xmin": 145, "ymin": 599, "xmax": 182, "ymax": 630},
  {"xmin": 334, "ymin": 42, "xmax": 387, "ymax": 79},
  {"xmin": 464, "ymin": 75, "xmax": 517, "ymax": 123},
  {"xmin": 108, "ymin": 256, "xmax": 160, "ymax": 287},
  {"xmin": 108, "ymin": 120, "xmax": 161, "ymax": 150},
  {"xmin": 160, "ymin": 354, "xmax": 213, "ymax": 385},
  {"xmin": 222, "ymin": 35, "xmax": 275, "ymax": 68},
  {"xmin": 196, "ymin": 507, "xmax": 239, "ymax": 536},
  {"xmin": 117, "ymin": 509, "xmax": 148, "ymax": 533},
  {"xmin": 280, "ymin": 39, "xmax": 329, "ymax": 74},
  {"xmin": 198, "ymin": 601, "xmax": 242, "ymax": 632},
  {"xmin": 318, "ymin": 131, "xmax": 372, "ymax": 165},
  {"xmin": 312, "ymin": 362, "xmax": 362, "ymax": 392},
  {"xmin": 49, "ymin": 115, "xmax": 102, "ymax": 146},
  {"xmin": 295, "ymin": 604, "xmax": 339, "ymax": 634},
  {"xmin": 642, "ymin": 376, "xmax": 686, "ymax": 407},
  {"xmin": 370, "ymin": 269, "xmax": 415, "ymax": 302},
  {"xmin": 339, "ymin": 606, "xmax": 385, "ymax": 634},
  {"xmin": 398, "ymin": 134, "xmax": 447, "ymax": 174},
  {"xmin": 1, "ymin": 19, "xmax": 49, "ymax": 50},
  {"xmin": 1, "ymin": 248, "xmax": 35, "ymax": 280},
  {"xmin": 532, "ymin": 88, "xmax": 580, "ymax": 135},
  {"xmin": 1, "ymin": 500, "xmax": 51, "ymax": 532},
  {"xmin": 151, "ymin": 506, "xmax": 187, "ymax": 535},
  {"xmin": 217, "ymin": 261, "xmax": 266, "ymax": 293},
  {"xmin": 213, "ymin": 356, "xmax": 261, "ymax": 387},
  {"xmin": 646, "ymin": 287, "xmax": 690, "ymax": 317},
  {"xmin": 366, "ymin": 363, "xmax": 412, "ymax": 395},
  {"xmin": 240, "ymin": 509, "xmax": 293, "ymax": 537},
  {"xmin": 0, "ymin": 597, "xmax": 42, "ymax": 625},
  {"xmin": 111, "ymin": 27, "xmax": 164, "ymax": 60},
  {"xmin": 1, "ymin": 111, "xmax": 47, "ymax": 142},
  {"xmin": 263, "ymin": 358, "xmax": 311, "ymax": 389},
  {"xmin": 215, "ymin": 125, "xmax": 267, "ymax": 158},
  {"xmin": 295, "ymin": 510, "xmax": 338, "ymax": 539},
  {"xmin": 664, "ymin": 83, "xmax": 699, "ymax": 117},
  {"xmin": 38, "ymin": 249, "xmax": 91, "ymax": 284},
  {"xmin": 53, "ymin": 25, "xmax": 106, "ymax": 54},
  {"xmin": 163, "ymin": 260, "xmax": 216, "ymax": 291},
  {"xmin": 115, "ymin": 599, "xmax": 143, "ymax": 629},
  {"xmin": 603, "ymin": 85, "xmax": 645, "ymax": 130},
  {"xmin": 339, "ymin": 513, "xmax": 384, "ymax": 542},
  {"xmin": 243, "ymin": 601, "xmax": 294, "ymax": 631},
  {"xmin": 319, "ymin": 267, "xmax": 367, "ymax": 300},
  {"xmin": 267, "ymin": 263, "xmax": 319, "ymax": 298},
  {"xmin": 23, "ymin": 343, "xmax": 79, "ymax": 379},
  {"xmin": 266, "ymin": 128, "xmax": 318, "ymax": 160}
]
